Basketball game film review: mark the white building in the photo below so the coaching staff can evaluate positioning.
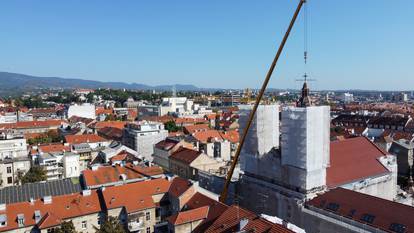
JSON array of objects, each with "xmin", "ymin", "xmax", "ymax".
[
  {"xmin": 159, "ymin": 97, "xmax": 191, "ymax": 116},
  {"xmin": 67, "ymin": 103, "xmax": 96, "ymax": 119},
  {"xmin": 38, "ymin": 151, "xmax": 80, "ymax": 181},
  {"xmin": 0, "ymin": 134, "xmax": 28, "ymax": 159},
  {"xmin": 63, "ymin": 153, "xmax": 80, "ymax": 178},
  {"xmin": 0, "ymin": 112, "xmax": 33, "ymax": 123},
  {"xmin": 38, "ymin": 152, "xmax": 64, "ymax": 181},
  {"xmin": 239, "ymin": 104, "xmax": 280, "ymax": 156},
  {"xmin": 342, "ymin": 92, "xmax": 354, "ymax": 103},
  {"xmin": 122, "ymin": 121, "xmax": 168, "ymax": 161},
  {"xmin": 238, "ymin": 82, "xmax": 398, "ymax": 232},
  {"xmin": 281, "ymin": 106, "xmax": 330, "ymax": 195},
  {"xmin": 0, "ymin": 132, "xmax": 31, "ymax": 187}
]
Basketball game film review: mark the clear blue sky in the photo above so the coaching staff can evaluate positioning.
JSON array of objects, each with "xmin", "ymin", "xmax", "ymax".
[{"xmin": 0, "ymin": 1, "xmax": 413, "ymax": 90}]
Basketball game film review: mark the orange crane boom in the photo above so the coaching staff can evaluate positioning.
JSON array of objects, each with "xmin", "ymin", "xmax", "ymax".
[{"xmin": 219, "ymin": 0, "xmax": 307, "ymax": 202}]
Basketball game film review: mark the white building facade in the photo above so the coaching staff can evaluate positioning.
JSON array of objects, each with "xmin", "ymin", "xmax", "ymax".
[
  {"xmin": 67, "ymin": 103, "xmax": 96, "ymax": 119},
  {"xmin": 122, "ymin": 121, "xmax": 168, "ymax": 161}
]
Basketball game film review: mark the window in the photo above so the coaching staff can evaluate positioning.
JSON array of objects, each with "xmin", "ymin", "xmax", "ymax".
[
  {"xmin": 348, "ymin": 209, "xmax": 356, "ymax": 217},
  {"xmin": 389, "ymin": 223, "xmax": 406, "ymax": 233},
  {"xmin": 81, "ymin": 221, "xmax": 87, "ymax": 229},
  {"xmin": 326, "ymin": 203, "xmax": 340, "ymax": 212},
  {"xmin": 360, "ymin": 214, "xmax": 375, "ymax": 224},
  {"xmin": 146, "ymin": 227, "xmax": 151, "ymax": 233},
  {"xmin": 146, "ymin": 212, "xmax": 151, "ymax": 221},
  {"xmin": 6, "ymin": 167, "xmax": 11, "ymax": 174},
  {"xmin": 7, "ymin": 177, "xmax": 12, "ymax": 184}
]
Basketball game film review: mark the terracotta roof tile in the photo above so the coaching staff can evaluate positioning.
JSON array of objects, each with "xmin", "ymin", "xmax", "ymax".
[
  {"xmin": 327, "ymin": 137, "xmax": 390, "ymax": 188},
  {"xmin": 184, "ymin": 124, "xmax": 210, "ymax": 134},
  {"xmin": 65, "ymin": 134, "xmax": 107, "ymax": 144},
  {"xmin": 101, "ymin": 178, "xmax": 171, "ymax": 213},
  {"xmin": 0, "ymin": 191, "xmax": 101, "ymax": 231},
  {"xmin": 0, "ymin": 120, "xmax": 65, "ymax": 129},
  {"xmin": 38, "ymin": 143, "xmax": 70, "ymax": 153},
  {"xmin": 307, "ymin": 188, "xmax": 414, "ymax": 233},
  {"xmin": 168, "ymin": 177, "xmax": 192, "ymax": 198},
  {"xmin": 168, "ymin": 206, "xmax": 209, "ymax": 225},
  {"xmin": 204, "ymin": 205, "xmax": 293, "ymax": 233},
  {"xmin": 169, "ymin": 148, "xmax": 201, "ymax": 165},
  {"xmin": 91, "ymin": 121, "xmax": 126, "ymax": 130},
  {"xmin": 82, "ymin": 164, "xmax": 144, "ymax": 187}
]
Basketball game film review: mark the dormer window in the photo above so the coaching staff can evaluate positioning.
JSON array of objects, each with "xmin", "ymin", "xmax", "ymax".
[
  {"xmin": 0, "ymin": 214, "xmax": 7, "ymax": 227},
  {"xmin": 17, "ymin": 214, "xmax": 24, "ymax": 227}
]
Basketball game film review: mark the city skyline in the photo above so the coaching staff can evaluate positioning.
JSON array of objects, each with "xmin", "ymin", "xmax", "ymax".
[{"xmin": 1, "ymin": 1, "xmax": 413, "ymax": 90}]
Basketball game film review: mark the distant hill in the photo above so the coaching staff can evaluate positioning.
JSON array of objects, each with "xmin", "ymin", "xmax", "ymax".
[{"xmin": 0, "ymin": 71, "xmax": 202, "ymax": 95}]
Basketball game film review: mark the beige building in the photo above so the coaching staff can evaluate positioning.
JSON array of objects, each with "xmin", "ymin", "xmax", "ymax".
[
  {"xmin": 152, "ymin": 138, "xmax": 193, "ymax": 171},
  {"xmin": 101, "ymin": 178, "xmax": 173, "ymax": 233},
  {"xmin": 169, "ymin": 148, "xmax": 225, "ymax": 180},
  {"xmin": 0, "ymin": 190, "xmax": 101, "ymax": 233}
]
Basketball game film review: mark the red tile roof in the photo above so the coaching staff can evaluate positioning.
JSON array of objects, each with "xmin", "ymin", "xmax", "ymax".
[
  {"xmin": 101, "ymin": 178, "xmax": 171, "ymax": 213},
  {"xmin": 82, "ymin": 163, "xmax": 163, "ymax": 187},
  {"xmin": 155, "ymin": 138, "xmax": 180, "ymax": 151},
  {"xmin": 169, "ymin": 148, "xmax": 202, "ymax": 165},
  {"xmin": 91, "ymin": 121, "xmax": 126, "ymax": 130},
  {"xmin": 95, "ymin": 107, "xmax": 114, "ymax": 116},
  {"xmin": 38, "ymin": 143, "xmax": 70, "ymax": 153},
  {"xmin": 219, "ymin": 130, "xmax": 239, "ymax": 143},
  {"xmin": 0, "ymin": 191, "xmax": 101, "ymax": 231},
  {"xmin": 191, "ymin": 129, "xmax": 239, "ymax": 144},
  {"xmin": 82, "ymin": 164, "xmax": 144, "ymax": 187},
  {"xmin": 168, "ymin": 206, "xmax": 209, "ymax": 225},
  {"xmin": 184, "ymin": 124, "xmax": 210, "ymax": 134},
  {"xmin": 168, "ymin": 177, "xmax": 192, "ymax": 198},
  {"xmin": 327, "ymin": 137, "xmax": 390, "ymax": 188},
  {"xmin": 174, "ymin": 118, "xmax": 208, "ymax": 125},
  {"xmin": 192, "ymin": 130, "xmax": 223, "ymax": 143},
  {"xmin": 307, "ymin": 188, "xmax": 414, "ymax": 233},
  {"xmin": 97, "ymin": 126, "xmax": 123, "ymax": 140},
  {"xmin": 184, "ymin": 192, "xmax": 228, "ymax": 232},
  {"xmin": 65, "ymin": 134, "xmax": 107, "ymax": 144},
  {"xmin": 0, "ymin": 120, "xmax": 65, "ymax": 129},
  {"xmin": 204, "ymin": 205, "xmax": 293, "ymax": 233}
]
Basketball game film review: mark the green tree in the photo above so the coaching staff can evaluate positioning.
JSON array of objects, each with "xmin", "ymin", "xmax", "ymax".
[
  {"xmin": 21, "ymin": 166, "xmax": 47, "ymax": 184},
  {"xmin": 55, "ymin": 221, "xmax": 77, "ymax": 233},
  {"xmin": 164, "ymin": 120, "xmax": 181, "ymax": 132},
  {"xmin": 95, "ymin": 216, "xmax": 125, "ymax": 233}
]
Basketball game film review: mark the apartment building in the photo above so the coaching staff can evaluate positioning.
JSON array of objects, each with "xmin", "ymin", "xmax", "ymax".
[
  {"xmin": 0, "ymin": 190, "xmax": 101, "ymax": 233},
  {"xmin": 0, "ymin": 132, "xmax": 30, "ymax": 187},
  {"xmin": 122, "ymin": 121, "xmax": 168, "ymax": 162}
]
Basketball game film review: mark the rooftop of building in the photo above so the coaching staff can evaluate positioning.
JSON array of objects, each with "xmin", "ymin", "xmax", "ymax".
[
  {"xmin": 306, "ymin": 187, "xmax": 414, "ymax": 233},
  {"xmin": 0, "ymin": 178, "xmax": 81, "ymax": 205},
  {"xmin": 167, "ymin": 206, "xmax": 209, "ymax": 226},
  {"xmin": 204, "ymin": 205, "xmax": 294, "ymax": 233},
  {"xmin": 327, "ymin": 137, "xmax": 390, "ymax": 188},
  {"xmin": 65, "ymin": 134, "xmax": 107, "ymax": 145},
  {"xmin": 101, "ymin": 178, "xmax": 171, "ymax": 213},
  {"xmin": 0, "ymin": 120, "xmax": 65, "ymax": 129},
  {"xmin": 169, "ymin": 147, "xmax": 202, "ymax": 165},
  {"xmin": 0, "ymin": 190, "xmax": 100, "ymax": 231},
  {"xmin": 82, "ymin": 163, "xmax": 163, "ymax": 188}
]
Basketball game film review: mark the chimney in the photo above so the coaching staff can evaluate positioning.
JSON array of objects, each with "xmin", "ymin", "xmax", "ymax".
[
  {"xmin": 34, "ymin": 210, "xmax": 42, "ymax": 223},
  {"xmin": 238, "ymin": 218, "xmax": 249, "ymax": 231},
  {"xmin": 82, "ymin": 190, "xmax": 92, "ymax": 196},
  {"xmin": 43, "ymin": 196, "xmax": 52, "ymax": 204}
]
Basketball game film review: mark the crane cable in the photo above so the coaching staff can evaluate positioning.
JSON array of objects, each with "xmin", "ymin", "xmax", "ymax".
[{"xmin": 219, "ymin": 0, "xmax": 307, "ymax": 203}]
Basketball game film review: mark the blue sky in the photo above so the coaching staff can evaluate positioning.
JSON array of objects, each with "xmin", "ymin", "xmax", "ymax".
[{"xmin": 0, "ymin": 1, "xmax": 413, "ymax": 90}]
